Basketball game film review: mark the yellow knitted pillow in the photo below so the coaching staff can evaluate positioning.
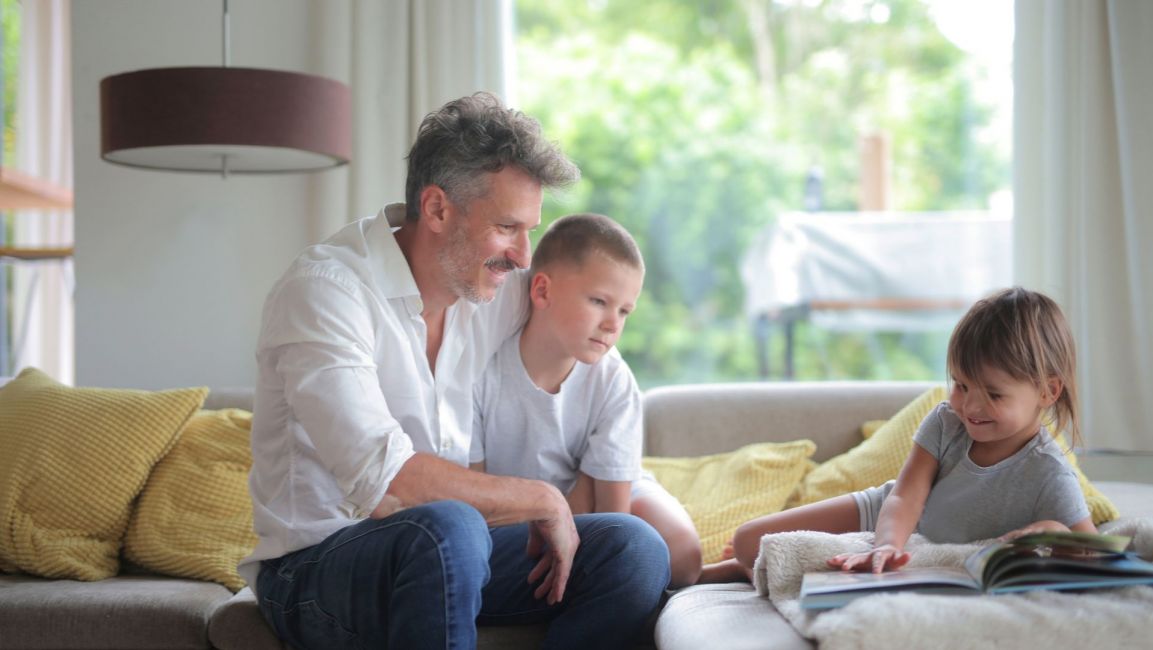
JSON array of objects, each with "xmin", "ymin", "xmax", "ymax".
[
  {"xmin": 643, "ymin": 440, "xmax": 816, "ymax": 564},
  {"xmin": 0, "ymin": 368, "xmax": 207, "ymax": 580},
  {"xmin": 124, "ymin": 409, "xmax": 258, "ymax": 591},
  {"xmin": 785, "ymin": 386, "xmax": 947, "ymax": 509},
  {"xmin": 1050, "ymin": 433, "xmax": 1119, "ymax": 526},
  {"xmin": 861, "ymin": 420, "xmax": 887, "ymax": 439}
]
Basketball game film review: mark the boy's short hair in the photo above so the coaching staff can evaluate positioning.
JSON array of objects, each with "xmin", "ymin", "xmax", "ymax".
[{"xmin": 531, "ymin": 213, "xmax": 644, "ymax": 274}]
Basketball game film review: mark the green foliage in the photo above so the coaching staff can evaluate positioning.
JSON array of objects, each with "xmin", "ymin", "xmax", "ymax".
[
  {"xmin": 517, "ymin": 0, "xmax": 1010, "ymax": 386},
  {"xmin": 2, "ymin": 0, "xmax": 17, "ymax": 169}
]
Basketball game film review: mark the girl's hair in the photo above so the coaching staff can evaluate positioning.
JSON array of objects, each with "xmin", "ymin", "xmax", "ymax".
[{"xmin": 947, "ymin": 287, "xmax": 1080, "ymax": 446}]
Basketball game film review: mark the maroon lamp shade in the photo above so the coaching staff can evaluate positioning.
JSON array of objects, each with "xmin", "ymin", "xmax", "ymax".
[{"xmin": 100, "ymin": 67, "xmax": 351, "ymax": 174}]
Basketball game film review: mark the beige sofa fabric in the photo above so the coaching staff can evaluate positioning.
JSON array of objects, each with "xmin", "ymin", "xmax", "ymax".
[
  {"xmin": 644, "ymin": 381, "xmax": 935, "ymax": 461},
  {"xmin": 0, "ymin": 574, "xmax": 229, "ymax": 649}
]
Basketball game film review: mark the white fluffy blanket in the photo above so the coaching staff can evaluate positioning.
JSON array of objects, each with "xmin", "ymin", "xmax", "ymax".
[{"xmin": 753, "ymin": 518, "xmax": 1153, "ymax": 650}]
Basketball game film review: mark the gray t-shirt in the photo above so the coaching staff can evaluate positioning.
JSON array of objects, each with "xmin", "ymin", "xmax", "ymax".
[
  {"xmin": 470, "ymin": 332, "xmax": 643, "ymax": 495},
  {"xmin": 912, "ymin": 402, "xmax": 1090, "ymax": 542}
]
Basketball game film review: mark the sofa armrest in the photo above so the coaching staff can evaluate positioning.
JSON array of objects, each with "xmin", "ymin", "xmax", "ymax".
[{"xmin": 204, "ymin": 387, "xmax": 255, "ymax": 411}]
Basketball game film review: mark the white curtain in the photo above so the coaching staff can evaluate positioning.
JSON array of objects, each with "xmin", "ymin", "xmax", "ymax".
[
  {"xmin": 306, "ymin": 0, "xmax": 513, "ymax": 241},
  {"xmin": 1014, "ymin": 0, "xmax": 1153, "ymax": 452},
  {"xmin": 10, "ymin": 0, "xmax": 73, "ymax": 385}
]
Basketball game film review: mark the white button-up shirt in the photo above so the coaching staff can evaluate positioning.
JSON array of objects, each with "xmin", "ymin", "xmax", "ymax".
[{"xmin": 239, "ymin": 205, "xmax": 529, "ymax": 592}]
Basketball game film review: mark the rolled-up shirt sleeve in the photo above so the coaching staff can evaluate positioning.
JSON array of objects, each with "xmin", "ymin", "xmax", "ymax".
[{"xmin": 263, "ymin": 272, "xmax": 415, "ymax": 516}]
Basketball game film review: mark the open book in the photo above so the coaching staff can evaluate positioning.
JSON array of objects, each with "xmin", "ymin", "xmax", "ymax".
[{"xmin": 800, "ymin": 531, "xmax": 1153, "ymax": 610}]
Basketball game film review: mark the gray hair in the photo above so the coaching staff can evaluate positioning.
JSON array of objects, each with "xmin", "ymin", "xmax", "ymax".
[{"xmin": 404, "ymin": 92, "xmax": 580, "ymax": 221}]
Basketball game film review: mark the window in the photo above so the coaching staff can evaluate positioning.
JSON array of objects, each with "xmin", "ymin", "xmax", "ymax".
[{"xmin": 513, "ymin": 0, "xmax": 1012, "ymax": 386}]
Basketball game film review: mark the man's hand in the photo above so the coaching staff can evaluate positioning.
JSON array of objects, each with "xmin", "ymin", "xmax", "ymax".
[
  {"xmin": 384, "ymin": 454, "xmax": 581, "ymax": 603},
  {"xmin": 828, "ymin": 544, "xmax": 910, "ymax": 574},
  {"xmin": 525, "ymin": 495, "xmax": 579, "ymax": 605}
]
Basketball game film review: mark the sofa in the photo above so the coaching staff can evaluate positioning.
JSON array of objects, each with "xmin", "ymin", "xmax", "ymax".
[{"xmin": 1, "ymin": 381, "xmax": 1149, "ymax": 650}]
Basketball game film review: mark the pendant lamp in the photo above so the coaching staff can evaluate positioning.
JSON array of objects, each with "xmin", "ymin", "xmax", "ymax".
[{"xmin": 99, "ymin": 0, "xmax": 350, "ymax": 177}]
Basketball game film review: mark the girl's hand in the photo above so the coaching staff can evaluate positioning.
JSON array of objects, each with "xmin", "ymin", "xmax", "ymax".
[
  {"xmin": 827, "ymin": 544, "xmax": 911, "ymax": 574},
  {"xmin": 997, "ymin": 520, "xmax": 1070, "ymax": 542}
]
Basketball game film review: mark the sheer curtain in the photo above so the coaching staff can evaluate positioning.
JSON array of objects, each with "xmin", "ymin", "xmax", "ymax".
[
  {"xmin": 307, "ymin": 0, "xmax": 513, "ymax": 241},
  {"xmin": 1014, "ymin": 0, "xmax": 1153, "ymax": 452},
  {"xmin": 10, "ymin": 0, "xmax": 73, "ymax": 385}
]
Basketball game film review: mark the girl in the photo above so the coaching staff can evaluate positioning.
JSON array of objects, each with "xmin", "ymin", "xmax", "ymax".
[{"xmin": 699, "ymin": 287, "xmax": 1096, "ymax": 583}]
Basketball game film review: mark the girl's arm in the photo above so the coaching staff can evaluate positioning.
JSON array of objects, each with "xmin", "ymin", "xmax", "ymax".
[
  {"xmin": 998, "ymin": 515, "xmax": 1096, "ymax": 541},
  {"xmin": 829, "ymin": 444, "xmax": 938, "ymax": 573}
]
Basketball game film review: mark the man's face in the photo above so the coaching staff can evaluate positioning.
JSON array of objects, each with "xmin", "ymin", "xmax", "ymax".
[{"xmin": 438, "ymin": 166, "xmax": 543, "ymax": 303}]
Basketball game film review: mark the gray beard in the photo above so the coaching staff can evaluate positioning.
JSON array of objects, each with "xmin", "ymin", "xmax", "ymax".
[{"xmin": 437, "ymin": 225, "xmax": 492, "ymax": 305}]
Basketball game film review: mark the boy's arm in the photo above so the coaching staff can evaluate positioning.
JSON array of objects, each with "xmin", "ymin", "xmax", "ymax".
[
  {"xmin": 829, "ymin": 444, "xmax": 938, "ymax": 573},
  {"xmin": 593, "ymin": 478, "xmax": 631, "ymax": 514},
  {"xmin": 566, "ymin": 472, "xmax": 631, "ymax": 514},
  {"xmin": 469, "ymin": 461, "xmax": 486, "ymax": 472},
  {"xmin": 567, "ymin": 471, "xmax": 595, "ymax": 514}
]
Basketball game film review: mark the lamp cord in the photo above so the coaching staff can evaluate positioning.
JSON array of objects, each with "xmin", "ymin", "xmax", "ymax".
[
  {"xmin": 222, "ymin": 0, "xmax": 230, "ymax": 68},
  {"xmin": 221, "ymin": 0, "xmax": 230, "ymax": 178}
]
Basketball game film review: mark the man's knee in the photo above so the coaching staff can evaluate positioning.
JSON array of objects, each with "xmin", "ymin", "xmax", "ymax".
[
  {"xmin": 580, "ymin": 513, "xmax": 672, "ymax": 593},
  {"xmin": 389, "ymin": 500, "xmax": 492, "ymax": 563}
]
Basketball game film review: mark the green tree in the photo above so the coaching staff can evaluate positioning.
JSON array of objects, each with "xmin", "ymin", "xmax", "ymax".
[{"xmin": 516, "ymin": 0, "xmax": 1009, "ymax": 385}]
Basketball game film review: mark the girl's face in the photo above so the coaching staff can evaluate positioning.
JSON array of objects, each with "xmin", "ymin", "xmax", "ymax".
[{"xmin": 949, "ymin": 365, "xmax": 1060, "ymax": 454}]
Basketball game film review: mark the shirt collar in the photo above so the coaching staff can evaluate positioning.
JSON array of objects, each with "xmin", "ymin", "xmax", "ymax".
[
  {"xmin": 367, "ymin": 204, "xmax": 419, "ymax": 303},
  {"xmin": 368, "ymin": 203, "xmax": 479, "ymax": 322}
]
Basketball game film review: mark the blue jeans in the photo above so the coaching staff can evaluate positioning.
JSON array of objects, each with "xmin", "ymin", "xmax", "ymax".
[{"xmin": 255, "ymin": 500, "xmax": 670, "ymax": 650}]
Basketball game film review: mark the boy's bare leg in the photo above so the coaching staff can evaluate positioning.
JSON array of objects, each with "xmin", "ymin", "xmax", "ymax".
[
  {"xmin": 697, "ymin": 494, "xmax": 860, "ymax": 584},
  {"xmin": 632, "ymin": 491, "xmax": 702, "ymax": 588}
]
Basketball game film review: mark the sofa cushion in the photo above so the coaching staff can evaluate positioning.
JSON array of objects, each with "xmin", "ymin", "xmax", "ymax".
[
  {"xmin": 0, "ymin": 573, "xmax": 230, "ymax": 649},
  {"xmin": 124, "ymin": 409, "xmax": 259, "ymax": 591},
  {"xmin": 0, "ymin": 368, "xmax": 207, "ymax": 580},
  {"xmin": 644, "ymin": 440, "xmax": 816, "ymax": 563},
  {"xmin": 654, "ymin": 583, "xmax": 811, "ymax": 650},
  {"xmin": 207, "ymin": 587, "xmax": 286, "ymax": 650}
]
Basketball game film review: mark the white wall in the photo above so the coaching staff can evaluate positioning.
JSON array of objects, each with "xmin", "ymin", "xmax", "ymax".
[{"xmin": 72, "ymin": 0, "xmax": 349, "ymax": 390}]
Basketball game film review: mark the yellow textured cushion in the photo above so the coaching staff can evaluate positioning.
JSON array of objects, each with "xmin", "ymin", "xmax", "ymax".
[
  {"xmin": 1051, "ymin": 433, "xmax": 1119, "ymax": 525},
  {"xmin": 785, "ymin": 386, "xmax": 947, "ymax": 509},
  {"xmin": 643, "ymin": 440, "xmax": 816, "ymax": 563},
  {"xmin": 861, "ymin": 419, "xmax": 886, "ymax": 439},
  {"xmin": 0, "ymin": 368, "xmax": 207, "ymax": 580},
  {"xmin": 124, "ymin": 409, "xmax": 258, "ymax": 591}
]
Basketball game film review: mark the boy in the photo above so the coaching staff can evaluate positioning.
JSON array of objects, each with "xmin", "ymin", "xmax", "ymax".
[{"xmin": 471, "ymin": 213, "xmax": 702, "ymax": 587}]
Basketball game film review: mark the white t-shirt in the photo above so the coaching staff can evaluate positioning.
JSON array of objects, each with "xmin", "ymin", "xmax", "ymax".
[
  {"xmin": 240, "ymin": 205, "xmax": 529, "ymax": 593},
  {"xmin": 471, "ymin": 331, "xmax": 643, "ymax": 495}
]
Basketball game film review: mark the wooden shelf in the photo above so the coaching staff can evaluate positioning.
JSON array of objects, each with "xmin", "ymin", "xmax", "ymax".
[
  {"xmin": 0, "ymin": 246, "xmax": 74, "ymax": 260},
  {"xmin": 0, "ymin": 166, "xmax": 73, "ymax": 211}
]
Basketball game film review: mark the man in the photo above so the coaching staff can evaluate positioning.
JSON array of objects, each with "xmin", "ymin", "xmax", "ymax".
[{"xmin": 241, "ymin": 93, "xmax": 671, "ymax": 649}]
